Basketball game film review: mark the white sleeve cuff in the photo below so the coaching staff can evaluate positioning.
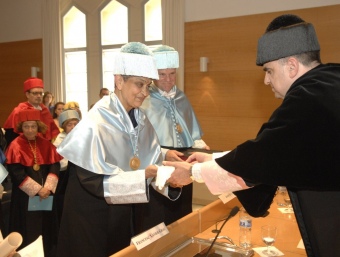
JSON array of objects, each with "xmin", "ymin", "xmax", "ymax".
[
  {"xmin": 192, "ymin": 139, "xmax": 207, "ymax": 149},
  {"xmin": 192, "ymin": 163, "xmax": 204, "ymax": 183},
  {"xmin": 212, "ymin": 151, "xmax": 231, "ymax": 159},
  {"xmin": 161, "ymin": 147, "xmax": 169, "ymax": 160},
  {"xmin": 200, "ymin": 160, "xmax": 245, "ymax": 195},
  {"xmin": 44, "ymin": 173, "xmax": 59, "ymax": 193},
  {"xmin": 20, "ymin": 177, "xmax": 42, "ymax": 197},
  {"xmin": 103, "ymin": 169, "xmax": 148, "ymax": 204}
]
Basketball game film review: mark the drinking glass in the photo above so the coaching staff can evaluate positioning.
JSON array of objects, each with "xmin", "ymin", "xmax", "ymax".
[
  {"xmin": 276, "ymin": 186, "xmax": 287, "ymax": 207},
  {"xmin": 261, "ymin": 225, "xmax": 277, "ymax": 256},
  {"xmin": 283, "ymin": 192, "xmax": 293, "ymax": 213}
]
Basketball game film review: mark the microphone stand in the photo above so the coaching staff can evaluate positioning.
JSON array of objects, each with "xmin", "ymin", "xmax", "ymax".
[{"xmin": 204, "ymin": 206, "xmax": 240, "ymax": 257}]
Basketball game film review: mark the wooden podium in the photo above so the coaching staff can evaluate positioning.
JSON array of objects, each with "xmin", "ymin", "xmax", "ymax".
[{"xmin": 111, "ymin": 195, "xmax": 306, "ymax": 257}]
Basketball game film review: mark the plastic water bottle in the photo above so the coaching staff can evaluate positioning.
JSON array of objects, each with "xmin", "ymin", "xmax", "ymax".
[{"xmin": 239, "ymin": 206, "xmax": 252, "ymax": 249}]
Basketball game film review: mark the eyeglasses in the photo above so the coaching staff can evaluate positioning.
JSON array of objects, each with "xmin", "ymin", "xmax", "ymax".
[{"xmin": 29, "ymin": 91, "xmax": 44, "ymax": 96}]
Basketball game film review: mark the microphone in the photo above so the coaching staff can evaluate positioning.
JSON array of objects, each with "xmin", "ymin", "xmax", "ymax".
[
  {"xmin": 212, "ymin": 206, "xmax": 240, "ymax": 233},
  {"xmin": 204, "ymin": 206, "xmax": 240, "ymax": 257}
]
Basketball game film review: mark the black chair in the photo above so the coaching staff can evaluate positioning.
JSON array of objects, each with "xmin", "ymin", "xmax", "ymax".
[{"xmin": 289, "ymin": 189, "xmax": 340, "ymax": 257}]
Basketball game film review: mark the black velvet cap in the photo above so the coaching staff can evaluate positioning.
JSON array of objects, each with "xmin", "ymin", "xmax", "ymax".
[{"xmin": 256, "ymin": 15, "xmax": 320, "ymax": 66}]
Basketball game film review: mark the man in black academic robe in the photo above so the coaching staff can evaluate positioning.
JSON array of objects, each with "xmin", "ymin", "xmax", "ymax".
[{"xmin": 165, "ymin": 14, "xmax": 340, "ymax": 257}]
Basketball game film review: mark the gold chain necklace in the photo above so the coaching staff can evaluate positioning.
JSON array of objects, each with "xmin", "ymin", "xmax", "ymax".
[{"xmin": 28, "ymin": 138, "xmax": 40, "ymax": 171}]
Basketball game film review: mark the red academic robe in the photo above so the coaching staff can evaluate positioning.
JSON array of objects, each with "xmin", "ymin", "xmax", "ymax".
[
  {"xmin": 5, "ymin": 135, "xmax": 62, "ymax": 255},
  {"xmin": 3, "ymin": 102, "xmax": 60, "ymax": 142}
]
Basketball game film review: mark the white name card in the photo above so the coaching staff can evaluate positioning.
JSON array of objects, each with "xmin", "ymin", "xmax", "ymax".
[
  {"xmin": 131, "ymin": 222, "xmax": 169, "ymax": 250},
  {"xmin": 219, "ymin": 192, "xmax": 236, "ymax": 204}
]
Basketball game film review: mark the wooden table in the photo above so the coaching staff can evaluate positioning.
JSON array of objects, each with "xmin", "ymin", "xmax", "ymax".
[
  {"xmin": 112, "ymin": 194, "xmax": 307, "ymax": 257},
  {"xmin": 195, "ymin": 198, "xmax": 306, "ymax": 256}
]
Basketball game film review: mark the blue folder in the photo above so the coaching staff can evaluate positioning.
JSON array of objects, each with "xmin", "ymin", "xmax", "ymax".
[{"xmin": 28, "ymin": 196, "xmax": 53, "ymax": 211}]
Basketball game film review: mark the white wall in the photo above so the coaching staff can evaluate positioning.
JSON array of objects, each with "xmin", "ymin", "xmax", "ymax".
[
  {"xmin": 185, "ymin": 0, "xmax": 340, "ymax": 22},
  {"xmin": 0, "ymin": 0, "xmax": 42, "ymax": 43},
  {"xmin": 1, "ymin": 0, "xmax": 340, "ymax": 42}
]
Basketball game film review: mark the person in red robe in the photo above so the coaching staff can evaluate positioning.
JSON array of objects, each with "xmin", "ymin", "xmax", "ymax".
[
  {"xmin": 3, "ymin": 77, "xmax": 60, "ymax": 146},
  {"xmin": 5, "ymin": 108, "xmax": 62, "ymax": 257}
]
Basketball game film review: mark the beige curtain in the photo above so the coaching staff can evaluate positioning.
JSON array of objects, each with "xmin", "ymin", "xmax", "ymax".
[
  {"xmin": 42, "ymin": 0, "xmax": 64, "ymax": 102},
  {"xmin": 161, "ymin": 0, "xmax": 185, "ymax": 91}
]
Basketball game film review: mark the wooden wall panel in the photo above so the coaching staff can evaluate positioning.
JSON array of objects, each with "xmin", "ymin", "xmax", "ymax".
[
  {"xmin": 0, "ymin": 39, "xmax": 43, "ymax": 126},
  {"xmin": 184, "ymin": 5, "xmax": 340, "ymax": 151}
]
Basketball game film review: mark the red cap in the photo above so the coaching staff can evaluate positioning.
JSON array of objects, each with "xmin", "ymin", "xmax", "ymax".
[
  {"xmin": 23, "ymin": 77, "xmax": 44, "ymax": 92},
  {"xmin": 18, "ymin": 109, "xmax": 41, "ymax": 123}
]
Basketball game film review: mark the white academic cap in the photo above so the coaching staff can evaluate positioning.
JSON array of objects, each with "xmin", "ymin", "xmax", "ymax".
[
  {"xmin": 153, "ymin": 45, "xmax": 179, "ymax": 69},
  {"xmin": 59, "ymin": 109, "xmax": 80, "ymax": 126},
  {"xmin": 113, "ymin": 42, "xmax": 159, "ymax": 80}
]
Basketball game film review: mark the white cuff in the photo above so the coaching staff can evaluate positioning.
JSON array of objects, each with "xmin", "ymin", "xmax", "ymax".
[
  {"xmin": 200, "ymin": 160, "xmax": 243, "ymax": 195},
  {"xmin": 212, "ymin": 151, "xmax": 230, "ymax": 159},
  {"xmin": 161, "ymin": 148, "xmax": 169, "ymax": 160},
  {"xmin": 20, "ymin": 177, "xmax": 42, "ymax": 197},
  {"xmin": 192, "ymin": 139, "xmax": 207, "ymax": 149},
  {"xmin": 44, "ymin": 173, "xmax": 59, "ymax": 194},
  {"xmin": 192, "ymin": 163, "xmax": 204, "ymax": 183}
]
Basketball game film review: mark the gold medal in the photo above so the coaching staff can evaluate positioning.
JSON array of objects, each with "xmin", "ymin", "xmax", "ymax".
[
  {"xmin": 130, "ymin": 156, "xmax": 141, "ymax": 170},
  {"xmin": 33, "ymin": 163, "xmax": 40, "ymax": 171},
  {"xmin": 176, "ymin": 123, "xmax": 183, "ymax": 133}
]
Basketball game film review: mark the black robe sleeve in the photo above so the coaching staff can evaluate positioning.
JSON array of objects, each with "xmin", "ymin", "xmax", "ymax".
[
  {"xmin": 71, "ymin": 162, "xmax": 105, "ymax": 198},
  {"xmin": 233, "ymin": 185, "xmax": 277, "ymax": 217}
]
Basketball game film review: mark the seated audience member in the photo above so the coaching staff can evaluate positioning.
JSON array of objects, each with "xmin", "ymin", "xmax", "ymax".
[
  {"xmin": 43, "ymin": 91, "xmax": 54, "ymax": 115},
  {"xmin": 53, "ymin": 109, "xmax": 80, "ymax": 223},
  {"xmin": 5, "ymin": 108, "xmax": 62, "ymax": 257},
  {"xmin": 64, "ymin": 101, "xmax": 82, "ymax": 119},
  {"xmin": 89, "ymin": 88, "xmax": 110, "ymax": 110},
  {"xmin": 99, "ymin": 88, "xmax": 110, "ymax": 98},
  {"xmin": 3, "ymin": 78, "xmax": 60, "ymax": 146},
  {"xmin": 52, "ymin": 102, "xmax": 65, "ymax": 131}
]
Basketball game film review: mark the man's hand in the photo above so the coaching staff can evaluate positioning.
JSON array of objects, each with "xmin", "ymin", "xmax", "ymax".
[
  {"xmin": 163, "ymin": 161, "xmax": 193, "ymax": 186},
  {"xmin": 165, "ymin": 150, "xmax": 184, "ymax": 161},
  {"xmin": 186, "ymin": 152, "xmax": 212, "ymax": 163}
]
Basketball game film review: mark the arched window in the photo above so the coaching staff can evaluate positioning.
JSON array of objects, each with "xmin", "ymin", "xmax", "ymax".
[
  {"xmin": 101, "ymin": 1, "xmax": 128, "ymax": 46},
  {"xmin": 62, "ymin": 6, "xmax": 88, "ymax": 114},
  {"xmin": 61, "ymin": 0, "xmax": 162, "ymax": 109},
  {"xmin": 101, "ymin": 0, "xmax": 162, "ymax": 90},
  {"xmin": 101, "ymin": 1, "xmax": 128, "ymax": 90},
  {"xmin": 145, "ymin": 0, "xmax": 162, "ymax": 42}
]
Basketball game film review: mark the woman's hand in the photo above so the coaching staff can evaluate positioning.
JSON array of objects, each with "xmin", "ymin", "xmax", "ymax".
[
  {"xmin": 38, "ymin": 187, "xmax": 50, "ymax": 200},
  {"xmin": 145, "ymin": 165, "xmax": 158, "ymax": 179}
]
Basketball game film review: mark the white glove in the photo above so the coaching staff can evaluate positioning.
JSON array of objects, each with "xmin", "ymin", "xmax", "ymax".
[{"xmin": 155, "ymin": 166, "xmax": 175, "ymax": 190}]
